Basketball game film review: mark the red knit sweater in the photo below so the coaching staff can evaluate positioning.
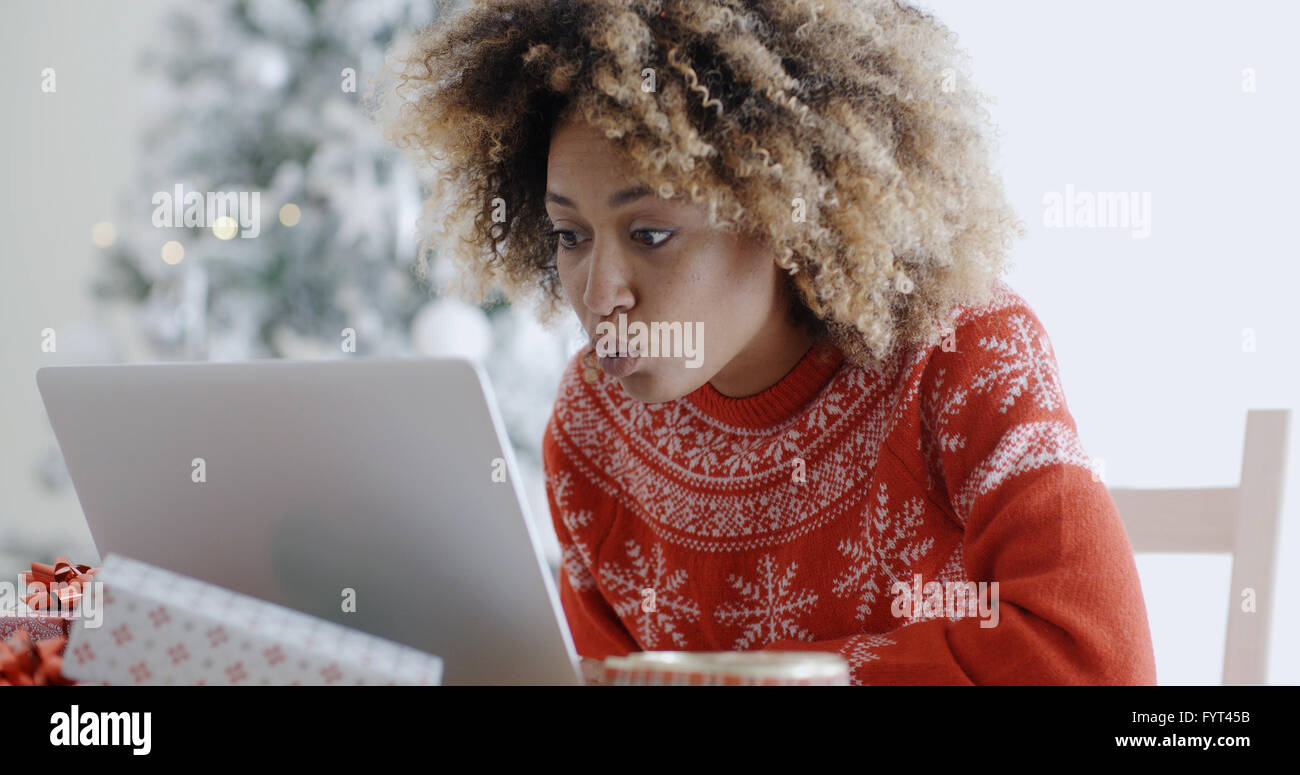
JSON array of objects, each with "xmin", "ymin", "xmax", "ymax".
[{"xmin": 542, "ymin": 281, "xmax": 1157, "ymax": 685}]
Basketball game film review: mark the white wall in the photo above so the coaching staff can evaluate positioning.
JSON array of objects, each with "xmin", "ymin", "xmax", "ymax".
[
  {"xmin": 923, "ymin": 0, "xmax": 1300, "ymax": 684},
  {"xmin": 0, "ymin": 1, "xmax": 174, "ymax": 573}
]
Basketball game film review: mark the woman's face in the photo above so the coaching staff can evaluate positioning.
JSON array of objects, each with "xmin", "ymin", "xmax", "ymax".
[{"xmin": 545, "ymin": 118, "xmax": 812, "ymax": 403}]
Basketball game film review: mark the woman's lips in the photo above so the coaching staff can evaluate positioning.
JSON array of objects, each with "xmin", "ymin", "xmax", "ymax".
[{"xmin": 590, "ymin": 334, "xmax": 641, "ymax": 378}]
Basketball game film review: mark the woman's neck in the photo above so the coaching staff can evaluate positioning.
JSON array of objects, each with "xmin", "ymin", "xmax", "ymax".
[{"xmin": 707, "ymin": 318, "xmax": 817, "ymax": 399}]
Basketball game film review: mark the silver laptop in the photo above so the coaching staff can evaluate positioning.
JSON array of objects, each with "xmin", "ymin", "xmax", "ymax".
[{"xmin": 35, "ymin": 357, "xmax": 582, "ymax": 686}]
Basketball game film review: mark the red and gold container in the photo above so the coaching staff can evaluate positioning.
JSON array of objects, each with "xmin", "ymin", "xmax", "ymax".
[{"xmin": 602, "ymin": 651, "xmax": 850, "ymax": 686}]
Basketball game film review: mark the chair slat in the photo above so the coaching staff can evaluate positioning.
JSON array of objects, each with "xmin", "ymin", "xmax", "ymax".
[{"xmin": 1109, "ymin": 487, "xmax": 1237, "ymax": 553}]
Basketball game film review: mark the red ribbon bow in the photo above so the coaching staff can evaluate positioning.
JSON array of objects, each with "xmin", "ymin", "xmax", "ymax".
[
  {"xmin": 0, "ymin": 631, "xmax": 73, "ymax": 686},
  {"xmin": 19, "ymin": 556, "xmax": 97, "ymax": 611}
]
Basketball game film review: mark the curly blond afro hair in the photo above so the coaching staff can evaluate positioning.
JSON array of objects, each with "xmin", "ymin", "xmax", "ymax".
[{"xmin": 381, "ymin": 0, "xmax": 1025, "ymax": 370}]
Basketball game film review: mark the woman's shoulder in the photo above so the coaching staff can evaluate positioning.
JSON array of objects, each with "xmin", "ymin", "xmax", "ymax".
[
  {"xmin": 913, "ymin": 278, "xmax": 1068, "ymax": 403},
  {"xmin": 947, "ymin": 278, "xmax": 1040, "ymax": 336},
  {"xmin": 908, "ymin": 280, "xmax": 1095, "ymax": 514},
  {"xmin": 902, "ymin": 279, "xmax": 1059, "ymax": 378},
  {"xmin": 542, "ymin": 347, "xmax": 586, "ymax": 456},
  {"xmin": 547, "ymin": 345, "xmax": 607, "ymax": 425},
  {"xmin": 542, "ymin": 345, "xmax": 621, "ymax": 475}
]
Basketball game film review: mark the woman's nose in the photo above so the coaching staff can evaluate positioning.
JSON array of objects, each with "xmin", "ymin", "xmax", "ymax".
[{"xmin": 582, "ymin": 241, "xmax": 635, "ymax": 318}]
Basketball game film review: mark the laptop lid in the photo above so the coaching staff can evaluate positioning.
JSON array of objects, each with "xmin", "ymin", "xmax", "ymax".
[{"xmin": 35, "ymin": 357, "xmax": 581, "ymax": 686}]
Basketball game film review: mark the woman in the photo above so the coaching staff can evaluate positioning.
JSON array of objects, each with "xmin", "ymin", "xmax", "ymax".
[{"xmin": 383, "ymin": 0, "xmax": 1157, "ymax": 685}]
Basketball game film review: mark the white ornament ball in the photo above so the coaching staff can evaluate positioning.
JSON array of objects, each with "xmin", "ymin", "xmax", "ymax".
[{"xmin": 410, "ymin": 298, "xmax": 493, "ymax": 363}]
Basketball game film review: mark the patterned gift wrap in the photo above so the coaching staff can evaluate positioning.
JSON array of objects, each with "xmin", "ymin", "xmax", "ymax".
[
  {"xmin": 0, "ymin": 609, "xmax": 75, "ymax": 644},
  {"xmin": 603, "ymin": 651, "xmax": 850, "ymax": 686},
  {"xmin": 61, "ymin": 554, "xmax": 442, "ymax": 686}
]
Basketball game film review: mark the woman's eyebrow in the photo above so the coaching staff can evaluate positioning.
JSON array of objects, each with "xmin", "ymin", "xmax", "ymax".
[{"xmin": 545, "ymin": 185, "xmax": 654, "ymax": 211}]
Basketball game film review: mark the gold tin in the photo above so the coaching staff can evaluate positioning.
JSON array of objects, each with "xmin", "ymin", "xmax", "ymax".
[{"xmin": 603, "ymin": 651, "xmax": 850, "ymax": 686}]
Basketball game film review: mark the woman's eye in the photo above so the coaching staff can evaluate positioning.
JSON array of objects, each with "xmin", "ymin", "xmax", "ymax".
[
  {"xmin": 633, "ymin": 229, "xmax": 675, "ymax": 248},
  {"xmin": 550, "ymin": 230, "xmax": 581, "ymax": 250},
  {"xmin": 549, "ymin": 228, "xmax": 674, "ymax": 251}
]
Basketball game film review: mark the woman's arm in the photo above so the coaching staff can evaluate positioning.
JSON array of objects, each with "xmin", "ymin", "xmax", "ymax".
[
  {"xmin": 761, "ymin": 463, "xmax": 1156, "ymax": 684},
  {"xmin": 543, "ymin": 416, "xmax": 641, "ymax": 663},
  {"xmin": 763, "ymin": 296, "xmax": 1157, "ymax": 685}
]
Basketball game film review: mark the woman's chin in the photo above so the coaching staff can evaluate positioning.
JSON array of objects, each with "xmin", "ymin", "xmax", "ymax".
[{"xmin": 616, "ymin": 370, "xmax": 700, "ymax": 404}]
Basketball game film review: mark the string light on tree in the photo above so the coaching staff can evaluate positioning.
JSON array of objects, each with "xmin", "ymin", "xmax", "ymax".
[
  {"xmin": 212, "ymin": 216, "xmax": 239, "ymax": 240},
  {"xmin": 161, "ymin": 241, "xmax": 185, "ymax": 265},
  {"xmin": 91, "ymin": 222, "xmax": 116, "ymax": 247},
  {"xmin": 278, "ymin": 203, "xmax": 301, "ymax": 227}
]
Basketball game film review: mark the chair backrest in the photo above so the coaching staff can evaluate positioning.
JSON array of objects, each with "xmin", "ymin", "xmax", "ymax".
[{"xmin": 1108, "ymin": 409, "xmax": 1290, "ymax": 685}]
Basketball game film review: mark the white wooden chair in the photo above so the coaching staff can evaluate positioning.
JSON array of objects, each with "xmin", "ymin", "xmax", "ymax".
[{"xmin": 1108, "ymin": 409, "xmax": 1290, "ymax": 685}]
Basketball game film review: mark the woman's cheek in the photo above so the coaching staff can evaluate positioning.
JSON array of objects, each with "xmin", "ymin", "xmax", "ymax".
[{"xmin": 555, "ymin": 262, "xmax": 584, "ymax": 315}]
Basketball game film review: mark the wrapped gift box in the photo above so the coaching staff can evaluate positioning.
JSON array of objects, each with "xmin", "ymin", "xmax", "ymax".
[
  {"xmin": 62, "ymin": 554, "xmax": 443, "ymax": 686},
  {"xmin": 0, "ymin": 608, "xmax": 74, "ymax": 643},
  {"xmin": 1, "ymin": 555, "xmax": 97, "ymax": 645}
]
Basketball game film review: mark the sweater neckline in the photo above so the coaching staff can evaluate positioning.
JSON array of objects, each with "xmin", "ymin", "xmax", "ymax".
[{"xmin": 684, "ymin": 338, "xmax": 846, "ymax": 429}]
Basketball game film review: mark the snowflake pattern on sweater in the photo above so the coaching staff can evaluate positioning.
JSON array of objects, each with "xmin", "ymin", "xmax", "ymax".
[
  {"xmin": 832, "ymin": 481, "xmax": 937, "ymax": 623},
  {"xmin": 714, "ymin": 554, "xmax": 820, "ymax": 650},
  {"xmin": 599, "ymin": 538, "xmax": 701, "ymax": 649},
  {"xmin": 543, "ymin": 282, "xmax": 1157, "ymax": 685}
]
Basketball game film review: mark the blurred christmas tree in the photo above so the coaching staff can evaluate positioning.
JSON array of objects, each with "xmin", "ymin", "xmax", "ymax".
[
  {"xmin": 93, "ymin": 0, "xmax": 445, "ymax": 361},
  {"xmin": 76, "ymin": 0, "xmax": 577, "ymax": 539}
]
